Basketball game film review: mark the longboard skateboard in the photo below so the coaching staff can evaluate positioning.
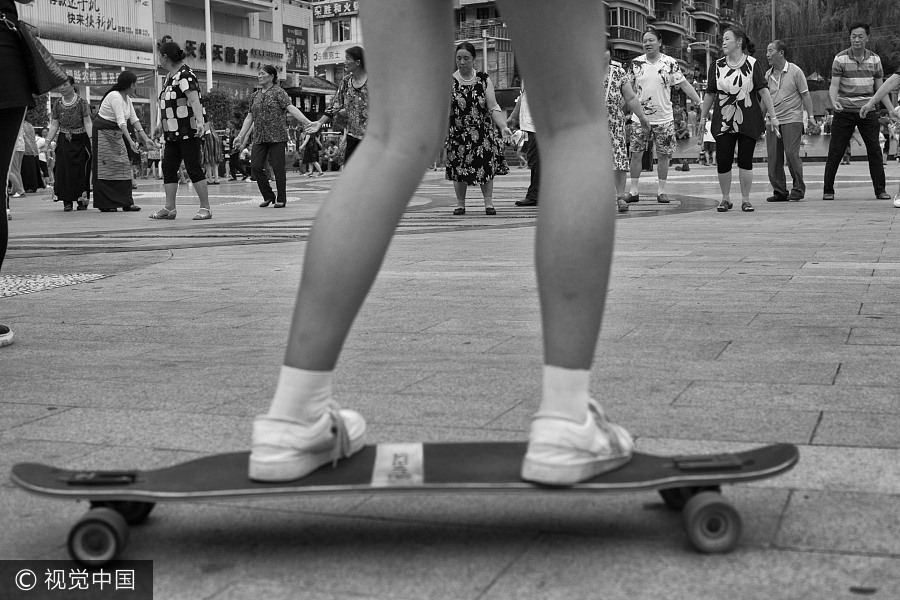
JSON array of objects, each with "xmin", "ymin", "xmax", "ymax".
[{"xmin": 11, "ymin": 441, "xmax": 798, "ymax": 565}]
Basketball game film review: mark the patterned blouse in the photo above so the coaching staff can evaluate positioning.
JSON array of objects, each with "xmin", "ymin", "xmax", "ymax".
[
  {"xmin": 160, "ymin": 64, "xmax": 204, "ymax": 142},
  {"xmin": 51, "ymin": 97, "xmax": 90, "ymax": 133},
  {"xmin": 249, "ymin": 85, "xmax": 292, "ymax": 144},
  {"xmin": 707, "ymin": 55, "xmax": 767, "ymax": 139},
  {"xmin": 325, "ymin": 74, "xmax": 368, "ymax": 139}
]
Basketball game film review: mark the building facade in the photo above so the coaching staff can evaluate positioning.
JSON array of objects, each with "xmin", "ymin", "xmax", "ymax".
[
  {"xmin": 18, "ymin": 0, "xmax": 158, "ymax": 123},
  {"xmin": 310, "ymin": 0, "xmax": 363, "ymax": 84},
  {"xmin": 607, "ymin": 0, "xmax": 743, "ymax": 87}
]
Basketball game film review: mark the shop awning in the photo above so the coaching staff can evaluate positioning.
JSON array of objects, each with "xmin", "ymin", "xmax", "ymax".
[{"xmin": 284, "ymin": 75, "xmax": 338, "ymax": 96}]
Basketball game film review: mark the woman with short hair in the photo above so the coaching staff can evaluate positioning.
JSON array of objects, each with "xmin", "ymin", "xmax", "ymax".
[{"xmin": 150, "ymin": 41, "xmax": 212, "ymax": 220}]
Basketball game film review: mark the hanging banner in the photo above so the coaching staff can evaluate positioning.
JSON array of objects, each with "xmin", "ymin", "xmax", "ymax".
[
  {"xmin": 18, "ymin": 0, "xmax": 155, "ymax": 54},
  {"xmin": 283, "ymin": 25, "xmax": 309, "ymax": 74}
]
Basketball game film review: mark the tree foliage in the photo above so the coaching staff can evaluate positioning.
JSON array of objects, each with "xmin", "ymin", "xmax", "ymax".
[
  {"xmin": 738, "ymin": 0, "xmax": 900, "ymax": 79},
  {"xmin": 25, "ymin": 94, "xmax": 50, "ymax": 128},
  {"xmin": 202, "ymin": 89, "xmax": 235, "ymax": 129}
]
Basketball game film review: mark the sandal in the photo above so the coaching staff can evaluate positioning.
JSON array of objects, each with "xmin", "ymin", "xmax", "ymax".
[
  {"xmin": 741, "ymin": 201, "xmax": 754, "ymax": 212},
  {"xmin": 716, "ymin": 199, "xmax": 733, "ymax": 212},
  {"xmin": 453, "ymin": 207, "xmax": 465, "ymax": 216},
  {"xmin": 485, "ymin": 207, "xmax": 496, "ymax": 215},
  {"xmin": 193, "ymin": 208, "xmax": 212, "ymax": 220},
  {"xmin": 149, "ymin": 208, "xmax": 176, "ymax": 220}
]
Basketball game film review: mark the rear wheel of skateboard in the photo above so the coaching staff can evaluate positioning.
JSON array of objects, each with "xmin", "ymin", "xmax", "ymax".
[
  {"xmin": 682, "ymin": 492, "xmax": 742, "ymax": 553},
  {"xmin": 90, "ymin": 500, "xmax": 156, "ymax": 525},
  {"xmin": 67, "ymin": 508, "xmax": 129, "ymax": 566},
  {"xmin": 659, "ymin": 486, "xmax": 722, "ymax": 511}
]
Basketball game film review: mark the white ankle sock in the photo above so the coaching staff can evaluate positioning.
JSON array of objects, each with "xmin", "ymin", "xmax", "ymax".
[
  {"xmin": 537, "ymin": 365, "xmax": 591, "ymax": 423},
  {"xmin": 267, "ymin": 366, "xmax": 334, "ymax": 424},
  {"xmin": 630, "ymin": 179, "xmax": 639, "ymax": 195},
  {"xmin": 658, "ymin": 179, "xmax": 667, "ymax": 194}
]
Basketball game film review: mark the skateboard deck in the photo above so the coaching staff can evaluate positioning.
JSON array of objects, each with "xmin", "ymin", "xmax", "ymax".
[{"xmin": 11, "ymin": 442, "xmax": 798, "ymax": 564}]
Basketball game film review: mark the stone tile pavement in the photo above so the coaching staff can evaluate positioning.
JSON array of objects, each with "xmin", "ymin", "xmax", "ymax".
[{"xmin": 1, "ymin": 163, "xmax": 899, "ymax": 599}]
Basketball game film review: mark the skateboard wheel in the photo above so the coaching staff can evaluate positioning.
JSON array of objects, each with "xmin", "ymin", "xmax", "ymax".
[
  {"xmin": 682, "ymin": 491, "xmax": 742, "ymax": 554},
  {"xmin": 90, "ymin": 500, "xmax": 156, "ymax": 525},
  {"xmin": 659, "ymin": 485, "xmax": 722, "ymax": 511},
  {"xmin": 67, "ymin": 508, "xmax": 129, "ymax": 566}
]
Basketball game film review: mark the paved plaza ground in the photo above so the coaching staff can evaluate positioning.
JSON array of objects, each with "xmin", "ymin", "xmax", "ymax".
[{"xmin": 1, "ymin": 159, "xmax": 899, "ymax": 599}]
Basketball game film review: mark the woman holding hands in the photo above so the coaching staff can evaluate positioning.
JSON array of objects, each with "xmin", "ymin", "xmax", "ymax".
[
  {"xmin": 445, "ymin": 41, "xmax": 511, "ymax": 216},
  {"xmin": 92, "ymin": 71, "xmax": 154, "ymax": 212},
  {"xmin": 235, "ymin": 65, "xmax": 316, "ymax": 208},
  {"xmin": 699, "ymin": 26, "xmax": 779, "ymax": 213}
]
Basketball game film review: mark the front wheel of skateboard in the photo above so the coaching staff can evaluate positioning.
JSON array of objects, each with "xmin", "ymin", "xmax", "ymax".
[
  {"xmin": 67, "ymin": 507, "xmax": 129, "ymax": 566},
  {"xmin": 90, "ymin": 500, "xmax": 156, "ymax": 525},
  {"xmin": 682, "ymin": 492, "xmax": 742, "ymax": 554}
]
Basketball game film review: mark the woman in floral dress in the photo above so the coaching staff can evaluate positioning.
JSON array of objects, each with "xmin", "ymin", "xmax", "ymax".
[
  {"xmin": 605, "ymin": 48, "xmax": 649, "ymax": 213},
  {"xmin": 445, "ymin": 41, "xmax": 511, "ymax": 215}
]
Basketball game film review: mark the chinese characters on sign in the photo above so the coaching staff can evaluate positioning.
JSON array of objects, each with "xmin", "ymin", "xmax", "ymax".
[
  {"xmin": 283, "ymin": 26, "xmax": 309, "ymax": 74},
  {"xmin": 64, "ymin": 67, "xmax": 124, "ymax": 86},
  {"xmin": 50, "ymin": 0, "xmax": 151, "ymax": 37},
  {"xmin": 313, "ymin": 1, "xmax": 359, "ymax": 18},
  {"xmin": 183, "ymin": 40, "xmax": 284, "ymax": 72}
]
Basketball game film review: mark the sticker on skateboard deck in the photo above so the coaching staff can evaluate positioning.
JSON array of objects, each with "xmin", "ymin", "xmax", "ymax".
[{"xmin": 11, "ymin": 441, "xmax": 798, "ymax": 565}]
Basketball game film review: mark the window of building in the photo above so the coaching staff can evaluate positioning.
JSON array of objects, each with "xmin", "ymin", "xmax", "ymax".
[
  {"xmin": 476, "ymin": 7, "xmax": 493, "ymax": 20},
  {"xmin": 314, "ymin": 22, "xmax": 326, "ymax": 45},
  {"xmin": 455, "ymin": 9, "xmax": 466, "ymax": 27},
  {"xmin": 620, "ymin": 8, "xmax": 640, "ymax": 30},
  {"xmin": 331, "ymin": 18, "xmax": 352, "ymax": 43},
  {"xmin": 259, "ymin": 18, "xmax": 273, "ymax": 41},
  {"xmin": 608, "ymin": 7, "xmax": 618, "ymax": 26}
]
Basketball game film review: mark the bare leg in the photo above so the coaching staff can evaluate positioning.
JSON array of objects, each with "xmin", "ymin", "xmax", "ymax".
[
  {"xmin": 193, "ymin": 179, "xmax": 210, "ymax": 211},
  {"xmin": 453, "ymin": 181, "xmax": 467, "ymax": 210},
  {"xmin": 718, "ymin": 171, "xmax": 732, "ymax": 202},
  {"xmin": 500, "ymin": 0, "xmax": 633, "ymax": 485},
  {"xmin": 163, "ymin": 183, "xmax": 177, "ymax": 211},
  {"xmin": 283, "ymin": 1, "xmax": 451, "ymax": 371},
  {"xmin": 480, "ymin": 179, "xmax": 494, "ymax": 210},
  {"xmin": 613, "ymin": 170, "xmax": 627, "ymax": 196},
  {"xmin": 738, "ymin": 167, "xmax": 752, "ymax": 202}
]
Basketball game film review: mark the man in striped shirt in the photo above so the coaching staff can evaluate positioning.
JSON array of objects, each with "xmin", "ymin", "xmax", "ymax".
[{"xmin": 823, "ymin": 22, "xmax": 895, "ymax": 201}]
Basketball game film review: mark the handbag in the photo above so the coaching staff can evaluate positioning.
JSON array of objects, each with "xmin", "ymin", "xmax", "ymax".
[{"xmin": 9, "ymin": 17, "xmax": 67, "ymax": 95}]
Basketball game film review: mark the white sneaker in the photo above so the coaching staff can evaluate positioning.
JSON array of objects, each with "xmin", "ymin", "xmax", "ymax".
[
  {"xmin": 893, "ymin": 195, "xmax": 900, "ymax": 208},
  {"xmin": 249, "ymin": 407, "xmax": 366, "ymax": 482},
  {"xmin": 0, "ymin": 324, "xmax": 14, "ymax": 347},
  {"xmin": 521, "ymin": 399, "xmax": 633, "ymax": 486}
]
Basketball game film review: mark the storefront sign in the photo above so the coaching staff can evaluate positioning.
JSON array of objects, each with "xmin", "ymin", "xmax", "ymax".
[
  {"xmin": 283, "ymin": 26, "xmax": 309, "ymax": 74},
  {"xmin": 182, "ymin": 39, "xmax": 284, "ymax": 71},
  {"xmin": 19, "ymin": 0, "xmax": 154, "ymax": 53},
  {"xmin": 313, "ymin": 1, "xmax": 359, "ymax": 18}
]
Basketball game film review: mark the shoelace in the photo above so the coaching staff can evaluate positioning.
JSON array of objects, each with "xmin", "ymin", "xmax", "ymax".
[
  {"xmin": 587, "ymin": 400, "xmax": 625, "ymax": 456},
  {"xmin": 328, "ymin": 408, "xmax": 351, "ymax": 467}
]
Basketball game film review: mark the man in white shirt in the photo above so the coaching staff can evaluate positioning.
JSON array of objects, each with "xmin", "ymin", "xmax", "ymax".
[
  {"xmin": 765, "ymin": 40, "xmax": 816, "ymax": 202},
  {"xmin": 508, "ymin": 81, "xmax": 539, "ymax": 206},
  {"xmin": 625, "ymin": 28, "xmax": 702, "ymax": 205}
]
